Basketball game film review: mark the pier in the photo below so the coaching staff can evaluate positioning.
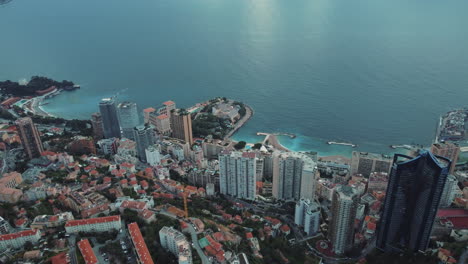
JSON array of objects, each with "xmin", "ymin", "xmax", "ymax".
[
  {"xmin": 327, "ymin": 141, "xmax": 357, "ymax": 148},
  {"xmin": 257, "ymin": 132, "xmax": 291, "ymax": 152}
]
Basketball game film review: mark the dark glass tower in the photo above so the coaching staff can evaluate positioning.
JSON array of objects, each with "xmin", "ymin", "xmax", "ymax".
[
  {"xmin": 376, "ymin": 151, "xmax": 450, "ymax": 253},
  {"xmin": 99, "ymin": 98, "xmax": 121, "ymax": 139}
]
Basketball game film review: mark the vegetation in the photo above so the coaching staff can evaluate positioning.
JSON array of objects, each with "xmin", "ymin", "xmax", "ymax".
[
  {"xmin": 0, "ymin": 76, "xmax": 74, "ymax": 96},
  {"xmin": 252, "ymin": 143, "xmax": 263, "ymax": 150},
  {"xmin": 0, "ymin": 108, "xmax": 14, "ymax": 120},
  {"xmin": 257, "ymin": 237, "xmax": 320, "ymax": 264},
  {"xmin": 234, "ymin": 141, "xmax": 247, "ymax": 150},
  {"xmin": 192, "ymin": 113, "xmax": 229, "ymax": 139}
]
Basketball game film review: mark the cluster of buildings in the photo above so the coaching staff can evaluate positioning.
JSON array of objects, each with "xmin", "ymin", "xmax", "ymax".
[{"xmin": 1, "ymin": 96, "xmax": 467, "ymax": 263}]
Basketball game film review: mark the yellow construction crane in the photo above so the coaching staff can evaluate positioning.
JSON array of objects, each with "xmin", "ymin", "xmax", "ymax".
[{"xmin": 183, "ymin": 192, "xmax": 189, "ymax": 219}]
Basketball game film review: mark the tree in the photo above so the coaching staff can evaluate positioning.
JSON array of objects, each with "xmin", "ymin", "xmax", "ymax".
[
  {"xmin": 24, "ymin": 241, "xmax": 33, "ymax": 251},
  {"xmin": 252, "ymin": 143, "xmax": 262, "ymax": 150},
  {"xmin": 234, "ymin": 141, "xmax": 246, "ymax": 150}
]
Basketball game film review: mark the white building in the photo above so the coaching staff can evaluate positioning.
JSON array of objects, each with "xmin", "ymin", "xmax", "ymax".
[
  {"xmin": 145, "ymin": 145, "xmax": 161, "ymax": 166},
  {"xmin": 159, "ymin": 226, "xmax": 192, "ymax": 264},
  {"xmin": 219, "ymin": 151, "xmax": 257, "ymax": 200},
  {"xmin": 273, "ymin": 151, "xmax": 317, "ymax": 201},
  {"xmin": 328, "ymin": 185, "xmax": 359, "ymax": 255},
  {"xmin": 294, "ymin": 199, "xmax": 320, "ymax": 236},
  {"xmin": 65, "ymin": 215, "xmax": 122, "ymax": 234},
  {"xmin": 0, "ymin": 217, "xmax": 12, "ymax": 234},
  {"xmin": 439, "ymin": 174, "xmax": 459, "ymax": 208},
  {"xmin": 206, "ymin": 183, "xmax": 215, "ymax": 196},
  {"xmin": 0, "ymin": 229, "xmax": 41, "ymax": 251}
]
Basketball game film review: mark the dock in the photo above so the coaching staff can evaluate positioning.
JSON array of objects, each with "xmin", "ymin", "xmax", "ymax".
[{"xmin": 327, "ymin": 141, "xmax": 357, "ymax": 148}]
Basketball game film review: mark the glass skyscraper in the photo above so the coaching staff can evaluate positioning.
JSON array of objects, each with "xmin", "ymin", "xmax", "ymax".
[
  {"xmin": 99, "ymin": 98, "xmax": 121, "ymax": 139},
  {"xmin": 118, "ymin": 101, "xmax": 140, "ymax": 140},
  {"xmin": 377, "ymin": 151, "xmax": 451, "ymax": 253}
]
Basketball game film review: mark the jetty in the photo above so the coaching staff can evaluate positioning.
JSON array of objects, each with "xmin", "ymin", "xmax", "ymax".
[{"xmin": 327, "ymin": 141, "xmax": 357, "ymax": 148}]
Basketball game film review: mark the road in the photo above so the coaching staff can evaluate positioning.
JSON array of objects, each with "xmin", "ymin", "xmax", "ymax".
[
  {"xmin": 186, "ymin": 224, "xmax": 211, "ymax": 264},
  {"xmin": 459, "ymin": 248, "xmax": 468, "ymax": 264},
  {"xmin": 67, "ymin": 235, "xmax": 78, "ymax": 264}
]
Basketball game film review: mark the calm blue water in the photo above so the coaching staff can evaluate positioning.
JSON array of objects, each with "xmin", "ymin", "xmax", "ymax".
[{"xmin": 1, "ymin": 0, "xmax": 468, "ymax": 156}]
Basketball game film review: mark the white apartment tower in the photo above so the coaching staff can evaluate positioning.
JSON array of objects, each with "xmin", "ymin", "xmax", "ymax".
[
  {"xmin": 295, "ymin": 199, "xmax": 320, "ymax": 236},
  {"xmin": 159, "ymin": 226, "xmax": 192, "ymax": 264},
  {"xmin": 219, "ymin": 151, "xmax": 257, "ymax": 200},
  {"xmin": 273, "ymin": 152, "xmax": 317, "ymax": 201},
  {"xmin": 328, "ymin": 185, "xmax": 359, "ymax": 255}
]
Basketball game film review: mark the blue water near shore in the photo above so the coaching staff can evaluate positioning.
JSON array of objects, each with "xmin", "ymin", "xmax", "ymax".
[{"xmin": 1, "ymin": 0, "xmax": 468, "ymax": 157}]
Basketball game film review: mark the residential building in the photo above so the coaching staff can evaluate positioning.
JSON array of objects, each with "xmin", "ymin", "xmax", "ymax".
[
  {"xmin": 0, "ymin": 216, "xmax": 12, "ymax": 234},
  {"xmin": 350, "ymin": 151, "xmax": 392, "ymax": 177},
  {"xmin": 0, "ymin": 172, "xmax": 23, "ymax": 203},
  {"xmin": 0, "ymin": 229, "xmax": 41, "ymax": 251},
  {"xmin": 439, "ymin": 174, "xmax": 459, "ymax": 208},
  {"xmin": 118, "ymin": 101, "xmax": 140, "ymax": 140},
  {"xmin": 68, "ymin": 136, "xmax": 97, "ymax": 155},
  {"xmin": 294, "ymin": 199, "xmax": 320, "ymax": 236},
  {"xmin": 99, "ymin": 98, "xmax": 121, "ymax": 139},
  {"xmin": 31, "ymin": 212, "xmax": 74, "ymax": 230},
  {"xmin": 91, "ymin": 112, "xmax": 104, "ymax": 140},
  {"xmin": 97, "ymin": 138, "xmax": 118, "ymax": 155},
  {"xmin": 65, "ymin": 215, "xmax": 122, "ymax": 234},
  {"xmin": 272, "ymin": 151, "xmax": 317, "ymax": 201},
  {"xmin": 160, "ymin": 226, "xmax": 193, "ymax": 264},
  {"xmin": 170, "ymin": 109, "xmax": 193, "ymax": 145},
  {"xmin": 143, "ymin": 107, "xmax": 156, "ymax": 124},
  {"xmin": 377, "ymin": 151, "xmax": 451, "ymax": 253},
  {"xmin": 77, "ymin": 239, "xmax": 98, "ymax": 264},
  {"xmin": 159, "ymin": 100, "xmax": 176, "ymax": 116},
  {"xmin": 133, "ymin": 125, "xmax": 156, "ymax": 162},
  {"xmin": 15, "ymin": 117, "xmax": 44, "ymax": 159},
  {"xmin": 219, "ymin": 151, "xmax": 257, "ymax": 200},
  {"xmin": 150, "ymin": 113, "xmax": 171, "ymax": 136},
  {"xmin": 367, "ymin": 172, "xmax": 389, "ymax": 192},
  {"xmin": 145, "ymin": 145, "xmax": 161, "ymax": 166},
  {"xmin": 328, "ymin": 185, "xmax": 359, "ymax": 255},
  {"xmin": 128, "ymin": 222, "xmax": 154, "ymax": 264},
  {"xmin": 431, "ymin": 142, "xmax": 460, "ymax": 174}
]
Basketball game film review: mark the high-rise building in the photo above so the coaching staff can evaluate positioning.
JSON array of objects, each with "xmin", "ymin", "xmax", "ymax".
[
  {"xmin": 133, "ymin": 125, "xmax": 156, "ymax": 162},
  {"xmin": 219, "ymin": 151, "xmax": 257, "ymax": 200},
  {"xmin": 431, "ymin": 142, "xmax": 460, "ymax": 174},
  {"xmin": 328, "ymin": 185, "xmax": 359, "ymax": 255},
  {"xmin": 439, "ymin": 174, "xmax": 458, "ymax": 208},
  {"xmin": 118, "ymin": 101, "xmax": 140, "ymax": 140},
  {"xmin": 91, "ymin": 112, "xmax": 104, "ymax": 140},
  {"xmin": 15, "ymin": 117, "xmax": 44, "ymax": 159},
  {"xmin": 272, "ymin": 152, "xmax": 317, "ymax": 201},
  {"xmin": 159, "ymin": 226, "xmax": 192, "ymax": 264},
  {"xmin": 376, "ymin": 152, "xmax": 451, "ymax": 253},
  {"xmin": 170, "ymin": 109, "xmax": 193, "ymax": 145},
  {"xmin": 295, "ymin": 199, "xmax": 320, "ymax": 236},
  {"xmin": 350, "ymin": 151, "xmax": 393, "ymax": 177},
  {"xmin": 99, "ymin": 98, "xmax": 121, "ymax": 139}
]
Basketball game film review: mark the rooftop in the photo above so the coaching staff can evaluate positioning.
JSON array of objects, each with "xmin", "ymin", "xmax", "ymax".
[
  {"xmin": 128, "ymin": 222, "xmax": 154, "ymax": 264},
  {"xmin": 77, "ymin": 239, "xmax": 98, "ymax": 264},
  {"xmin": 65, "ymin": 215, "xmax": 120, "ymax": 227}
]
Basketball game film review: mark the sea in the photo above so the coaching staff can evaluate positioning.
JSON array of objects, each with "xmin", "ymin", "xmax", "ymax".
[{"xmin": 1, "ymin": 0, "xmax": 468, "ymax": 157}]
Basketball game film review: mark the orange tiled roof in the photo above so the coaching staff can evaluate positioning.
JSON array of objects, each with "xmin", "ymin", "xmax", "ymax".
[
  {"xmin": 65, "ymin": 215, "xmax": 120, "ymax": 227},
  {"xmin": 77, "ymin": 239, "xmax": 98, "ymax": 264},
  {"xmin": 128, "ymin": 223, "xmax": 154, "ymax": 264}
]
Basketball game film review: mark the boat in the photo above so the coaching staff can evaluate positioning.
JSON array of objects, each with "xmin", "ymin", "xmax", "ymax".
[{"xmin": 327, "ymin": 141, "xmax": 357, "ymax": 148}]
